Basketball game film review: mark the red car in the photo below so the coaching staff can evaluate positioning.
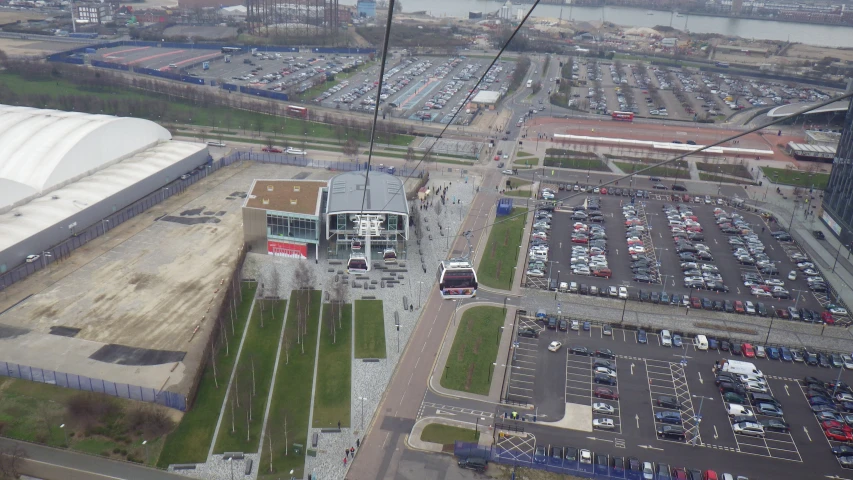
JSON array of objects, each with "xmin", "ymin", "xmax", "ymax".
[
  {"xmin": 734, "ymin": 301, "xmax": 745, "ymax": 314},
  {"xmin": 775, "ymin": 308, "xmax": 790, "ymax": 319},
  {"xmin": 593, "ymin": 268, "xmax": 612, "ymax": 279},
  {"xmin": 742, "ymin": 343, "xmax": 755, "ymax": 358},
  {"xmin": 822, "ymin": 420, "xmax": 852, "ymax": 433},
  {"xmin": 600, "ymin": 188, "xmax": 608, "ymax": 195},
  {"xmin": 571, "ymin": 237, "xmax": 589, "ymax": 244},
  {"xmin": 670, "ymin": 467, "xmax": 689, "ymax": 480},
  {"xmin": 686, "ymin": 226, "xmax": 703, "ymax": 232},
  {"xmin": 594, "ymin": 387, "xmax": 619, "ymax": 400},
  {"xmin": 825, "ymin": 429, "xmax": 853, "ymax": 442},
  {"xmin": 822, "ymin": 311, "xmax": 836, "ymax": 325},
  {"xmin": 691, "ymin": 297, "xmax": 701, "ymax": 308},
  {"xmin": 262, "ymin": 147, "xmax": 283, "ymax": 153}
]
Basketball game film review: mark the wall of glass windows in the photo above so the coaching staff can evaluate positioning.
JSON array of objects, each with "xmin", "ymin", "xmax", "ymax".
[{"xmin": 267, "ymin": 212, "xmax": 319, "ymax": 242}]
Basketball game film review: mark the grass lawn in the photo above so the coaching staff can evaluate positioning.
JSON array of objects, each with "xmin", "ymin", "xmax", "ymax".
[
  {"xmin": 440, "ymin": 306, "xmax": 505, "ymax": 395},
  {"xmin": 477, "ymin": 208, "xmax": 527, "ymax": 290},
  {"xmin": 505, "ymin": 191, "xmax": 532, "ymax": 198},
  {"xmin": 420, "ymin": 424, "xmax": 479, "ymax": 446},
  {"xmin": 515, "ymin": 157, "xmax": 538, "ymax": 168},
  {"xmin": 354, "ymin": 300, "xmax": 386, "ymax": 359},
  {"xmin": 507, "ymin": 178, "xmax": 532, "ymax": 189},
  {"xmin": 761, "ymin": 166, "xmax": 830, "ymax": 190},
  {"xmin": 543, "ymin": 157, "xmax": 610, "ymax": 171},
  {"xmin": 698, "ymin": 172, "xmax": 753, "ymax": 185},
  {"xmin": 614, "ymin": 161, "xmax": 690, "ymax": 179},
  {"xmin": 158, "ymin": 282, "xmax": 258, "ymax": 467},
  {"xmin": 0, "ymin": 73, "xmax": 413, "ymax": 146},
  {"xmin": 258, "ymin": 290, "xmax": 321, "ymax": 480},
  {"xmin": 214, "ymin": 299, "xmax": 287, "ymax": 454},
  {"xmin": 0, "ymin": 378, "xmax": 170, "ymax": 465},
  {"xmin": 515, "ymin": 151, "xmax": 535, "ymax": 159},
  {"xmin": 312, "ymin": 303, "xmax": 353, "ymax": 428},
  {"xmin": 696, "ymin": 162, "xmax": 752, "ymax": 179}
]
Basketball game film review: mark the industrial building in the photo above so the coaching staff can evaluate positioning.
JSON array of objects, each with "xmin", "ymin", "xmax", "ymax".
[
  {"xmin": 241, "ymin": 171, "xmax": 409, "ymax": 261},
  {"xmin": 0, "ymin": 104, "xmax": 209, "ymax": 278},
  {"xmin": 822, "ymin": 100, "xmax": 853, "ymax": 242}
]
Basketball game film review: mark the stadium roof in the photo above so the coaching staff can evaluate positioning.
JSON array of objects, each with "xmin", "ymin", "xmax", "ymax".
[
  {"xmin": 326, "ymin": 171, "xmax": 408, "ymax": 216},
  {"xmin": 0, "ymin": 141, "xmax": 207, "ymax": 254},
  {"xmin": 766, "ymin": 99, "xmax": 850, "ymax": 118},
  {"xmin": 0, "ymin": 105, "xmax": 171, "ymax": 209}
]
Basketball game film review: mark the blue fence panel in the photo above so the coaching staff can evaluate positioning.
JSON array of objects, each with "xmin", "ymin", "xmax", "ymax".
[
  {"xmin": 221, "ymin": 83, "xmax": 238, "ymax": 91},
  {"xmin": 91, "ymin": 60, "xmax": 130, "ymax": 71},
  {"xmin": 310, "ymin": 47, "xmax": 376, "ymax": 54},
  {"xmin": 239, "ymin": 86, "xmax": 288, "ymax": 101}
]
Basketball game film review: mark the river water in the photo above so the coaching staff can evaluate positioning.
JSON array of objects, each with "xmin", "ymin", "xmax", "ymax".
[{"xmin": 344, "ymin": 0, "xmax": 853, "ymax": 47}]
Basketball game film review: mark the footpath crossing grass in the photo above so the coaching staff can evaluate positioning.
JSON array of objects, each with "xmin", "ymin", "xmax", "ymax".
[
  {"xmin": 477, "ymin": 207, "xmax": 527, "ymax": 290},
  {"xmin": 544, "ymin": 157, "xmax": 609, "ymax": 171},
  {"xmin": 420, "ymin": 424, "xmax": 479, "ymax": 445},
  {"xmin": 312, "ymin": 303, "xmax": 353, "ymax": 428},
  {"xmin": 614, "ymin": 161, "xmax": 690, "ymax": 179},
  {"xmin": 761, "ymin": 166, "xmax": 830, "ymax": 189},
  {"xmin": 440, "ymin": 306, "xmax": 505, "ymax": 395},
  {"xmin": 157, "ymin": 282, "xmax": 257, "ymax": 467},
  {"xmin": 259, "ymin": 290, "xmax": 321, "ymax": 480},
  {"xmin": 214, "ymin": 299, "xmax": 287, "ymax": 454},
  {"xmin": 354, "ymin": 300, "xmax": 386, "ymax": 358}
]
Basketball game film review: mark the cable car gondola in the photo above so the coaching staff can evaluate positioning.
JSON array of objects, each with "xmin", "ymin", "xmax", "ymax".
[
  {"xmin": 383, "ymin": 248, "xmax": 397, "ymax": 264},
  {"xmin": 347, "ymin": 253, "xmax": 369, "ymax": 274},
  {"xmin": 437, "ymin": 260, "xmax": 477, "ymax": 298},
  {"xmin": 352, "ymin": 239, "xmax": 362, "ymax": 251}
]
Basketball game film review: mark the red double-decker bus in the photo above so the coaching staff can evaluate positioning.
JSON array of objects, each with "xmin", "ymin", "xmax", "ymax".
[
  {"xmin": 287, "ymin": 105, "xmax": 308, "ymax": 118},
  {"xmin": 611, "ymin": 111, "xmax": 634, "ymax": 122}
]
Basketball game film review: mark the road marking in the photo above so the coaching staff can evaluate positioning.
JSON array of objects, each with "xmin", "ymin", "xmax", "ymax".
[
  {"xmin": 436, "ymin": 409, "xmax": 456, "ymax": 416},
  {"xmin": 698, "ymin": 372, "xmax": 703, "ymax": 384},
  {"xmin": 631, "ymin": 363, "xmax": 635, "ymax": 375},
  {"xmin": 638, "ymin": 444, "xmax": 664, "ymax": 451},
  {"xmin": 635, "ymin": 414, "xmax": 640, "ymax": 428},
  {"xmin": 615, "ymin": 438, "xmax": 626, "ymax": 448},
  {"xmin": 586, "ymin": 436, "xmax": 613, "ymax": 443},
  {"xmin": 804, "ymin": 426, "xmax": 812, "ymax": 442},
  {"xmin": 714, "ymin": 426, "xmax": 719, "ymax": 439},
  {"xmin": 785, "ymin": 384, "xmax": 790, "ymax": 396}
]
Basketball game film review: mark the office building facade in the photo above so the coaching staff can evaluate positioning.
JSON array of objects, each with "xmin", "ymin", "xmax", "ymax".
[{"xmin": 821, "ymin": 100, "xmax": 853, "ymax": 243}]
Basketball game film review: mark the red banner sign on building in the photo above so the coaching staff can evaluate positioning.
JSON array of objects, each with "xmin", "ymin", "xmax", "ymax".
[{"xmin": 268, "ymin": 240, "xmax": 307, "ymax": 259}]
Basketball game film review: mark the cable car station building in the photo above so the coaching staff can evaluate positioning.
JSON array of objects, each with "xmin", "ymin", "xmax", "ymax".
[{"xmin": 241, "ymin": 171, "xmax": 409, "ymax": 261}]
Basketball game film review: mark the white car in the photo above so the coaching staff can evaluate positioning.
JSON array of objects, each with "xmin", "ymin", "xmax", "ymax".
[
  {"xmin": 755, "ymin": 346, "xmax": 766, "ymax": 358},
  {"xmin": 571, "ymin": 320, "xmax": 580, "ymax": 331},
  {"xmin": 548, "ymin": 341, "xmax": 563, "ymax": 352},
  {"xmin": 618, "ymin": 287, "xmax": 628, "ymax": 299},
  {"xmin": 593, "ymin": 418, "xmax": 615, "ymax": 429},
  {"xmin": 661, "ymin": 330, "xmax": 672, "ymax": 347},
  {"xmin": 595, "ymin": 367, "xmax": 617, "ymax": 378},
  {"xmin": 593, "ymin": 402, "xmax": 615, "ymax": 414},
  {"xmin": 751, "ymin": 289, "xmax": 772, "ymax": 298},
  {"xmin": 843, "ymin": 354, "xmax": 853, "ymax": 370},
  {"xmin": 733, "ymin": 422, "xmax": 765, "ymax": 437},
  {"xmin": 502, "ymin": 169, "xmax": 514, "ymax": 175},
  {"xmin": 829, "ymin": 306, "xmax": 849, "ymax": 316},
  {"xmin": 580, "ymin": 449, "xmax": 592, "ymax": 464},
  {"xmin": 629, "ymin": 246, "xmax": 646, "ymax": 254},
  {"xmin": 25, "ymin": 254, "xmax": 40, "ymax": 263},
  {"xmin": 526, "ymin": 269, "xmax": 544, "ymax": 277},
  {"xmin": 726, "ymin": 404, "xmax": 753, "ymax": 417},
  {"xmin": 642, "ymin": 462, "xmax": 655, "ymax": 480},
  {"xmin": 744, "ymin": 381, "xmax": 767, "ymax": 393},
  {"xmin": 286, "ymin": 147, "xmax": 307, "ymax": 155},
  {"xmin": 608, "ymin": 286, "xmax": 618, "ymax": 297}
]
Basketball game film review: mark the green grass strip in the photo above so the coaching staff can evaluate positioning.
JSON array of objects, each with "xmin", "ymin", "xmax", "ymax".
[
  {"xmin": 439, "ymin": 306, "xmax": 505, "ymax": 395},
  {"xmin": 157, "ymin": 282, "xmax": 258, "ymax": 467},
  {"xmin": 760, "ymin": 166, "xmax": 829, "ymax": 189},
  {"xmin": 420, "ymin": 424, "xmax": 479, "ymax": 445},
  {"xmin": 214, "ymin": 299, "xmax": 287, "ymax": 453},
  {"xmin": 259, "ymin": 290, "xmax": 321, "ymax": 479},
  {"xmin": 354, "ymin": 300, "xmax": 386, "ymax": 359},
  {"xmin": 477, "ymin": 207, "xmax": 527, "ymax": 290},
  {"xmin": 312, "ymin": 303, "xmax": 352, "ymax": 428}
]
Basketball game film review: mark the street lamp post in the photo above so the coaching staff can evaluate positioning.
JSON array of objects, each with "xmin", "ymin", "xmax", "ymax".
[
  {"xmin": 228, "ymin": 457, "xmax": 234, "ymax": 480},
  {"xmin": 555, "ymin": 271, "xmax": 561, "ymax": 300},
  {"xmin": 497, "ymin": 326, "xmax": 504, "ymax": 345},
  {"xmin": 690, "ymin": 395, "xmax": 714, "ymax": 446},
  {"xmin": 452, "ymin": 299, "xmax": 460, "ymax": 325},
  {"xmin": 503, "ymin": 296, "xmax": 509, "ymax": 312},
  {"xmin": 489, "ymin": 362, "xmax": 496, "ymax": 383},
  {"xmin": 102, "ymin": 218, "xmax": 110, "ymax": 235},
  {"xmin": 417, "ymin": 281, "xmax": 424, "ymax": 309},
  {"xmin": 358, "ymin": 396, "xmax": 367, "ymax": 430},
  {"xmin": 42, "ymin": 251, "xmax": 52, "ymax": 271},
  {"xmin": 765, "ymin": 305, "xmax": 775, "ymax": 344},
  {"xmin": 792, "ymin": 289, "xmax": 804, "ymax": 311},
  {"xmin": 142, "ymin": 440, "xmax": 149, "ymax": 464},
  {"xmin": 59, "ymin": 423, "xmax": 68, "ymax": 447}
]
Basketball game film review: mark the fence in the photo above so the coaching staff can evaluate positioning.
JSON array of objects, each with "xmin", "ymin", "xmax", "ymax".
[
  {"xmin": 454, "ymin": 441, "xmax": 616, "ymax": 478},
  {"xmin": 0, "ymin": 361, "xmax": 186, "ymax": 410},
  {"xmin": 225, "ymin": 150, "xmax": 426, "ymax": 179},
  {"xmin": 240, "ymin": 86, "xmax": 288, "ymax": 102}
]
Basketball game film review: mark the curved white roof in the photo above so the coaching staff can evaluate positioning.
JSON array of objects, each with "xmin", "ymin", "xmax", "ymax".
[
  {"xmin": 0, "ymin": 105, "xmax": 171, "ymax": 209},
  {"xmin": 766, "ymin": 99, "xmax": 850, "ymax": 118}
]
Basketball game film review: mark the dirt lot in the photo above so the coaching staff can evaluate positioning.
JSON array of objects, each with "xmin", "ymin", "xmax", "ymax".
[
  {"xmin": 0, "ymin": 158, "xmax": 332, "ymax": 396},
  {"xmin": 0, "ymin": 37, "xmax": 70, "ymax": 57},
  {"xmin": 0, "ymin": 10, "xmax": 49, "ymax": 23},
  {"xmin": 788, "ymin": 43, "xmax": 853, "ymax": 64}
]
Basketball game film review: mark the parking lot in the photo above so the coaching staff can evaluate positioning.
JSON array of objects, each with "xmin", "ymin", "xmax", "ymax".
[
  {"xmin": 523, "ymin": 190, "xmax": 850, "ymax": 331},
  {"xmin": 499, "ymin": 320, "xmax": 853, "ymax": 478}
]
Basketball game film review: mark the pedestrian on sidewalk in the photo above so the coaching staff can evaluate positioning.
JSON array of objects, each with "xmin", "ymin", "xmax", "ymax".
[
  {"xmin": 345, "ymin": 447, "xmax": 349, "ymax": 458},
  {"xmin": 344, "ymin": 457, "xmax": 348, "ymax": 466},
  {"xmin": 351, "ymin": 446, "xmax": 355, "ymax": 457},
  {"xmin": 356, "ymin": 438, "xmax": 361, "ymax": 448},
  {"xmin": 338, "ymin": 420, "xmax": 341, "ymax": 430}
]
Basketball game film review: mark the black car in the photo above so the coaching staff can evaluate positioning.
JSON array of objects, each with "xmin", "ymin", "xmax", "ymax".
[
  {"xmin": 701, "ymin": 298, "xmax": 713, "ymax": 309},
  {"xmin": 594, "ymin": 373, "xmax": 616, "ymax": 385},
  {"xmin": 596, "ymin": 349, "xmax": 616, "ymax": 359},
  {"xmin": 558, "ymin": 320, "xmax": 568, "ymax": 331},
  {"xmin": 656, "ymin": 425, "xmax": 686, "ymax": 440},
  {"xmin": 772, "ymin": 290, "xmax": 791, "ymax": 299},
  {"xmin": 457, "ymin": 457, "xmax": 487, "ymax": 472},
  {"xmin": 720, "ymin": 341, "xmax": 731, "ymax": 352},
  {"xmin": 518, "ymin": 328, "xmax": 539, "ymax": 338},
  {"xmin": 760, "ymin": 418, "xmax": 790, "ymax": 433},
  {"xmin": 719, "ymin": 382, "xmax": 747, "ymax": 396},
  {"xmin": 580, "ymin": 284, "xmax": 590, "ymax": 295},
  {"xmin": 713, "ymin": 300, "xmax": 724, "ymax": 311},
  {"xmin": 750, "ymin": 393, "xmax": 782, "ymax": 407},
  {"xmin": 563, "ymin": 447, "xmax": 578, "ymax": 467},
  {"xmin": 805, "ymin": 350, "xmax": 820, "ymax": 366},
  {"xmin": 634, "ymin": 274, "xmax": 653, "ymax": 283},
  {"xmin": 594, "ymin": 454, "xmax": 609, "ymax": 475},
  {"xmin": 804, "ymin": 376, "xmax": 826, "ymax": 388},
  {"xmin": 651, "ymin": 292, "xmax": 661, "ymax": 303},
  {"xmin": 571, "ymin": 346, "xmax": 591, "ymax": 356},
  {"xmin": 657, "ymin": 395, "xmax": 680, "ymax": 410},
  {"xmin": 627, "ymin": 456, "xmax": 642, "ymax": 476},
  {"xmin": 547, "ymin": 317, "xmax": 557, "ymax": 330},
  {"xmin": 679, "ymin": 253, "xmax": 697, "ymax": 261},
  {"xmin": 549, "ymin": 446, "xmax": 564, "ymax": 465},
  {"xmin": 610, "ymin": 456, "xmax": 625, "ymax": 475},
  {"xmin": 724, "ymin": 300, "xmax": 734, "ymax": 313},
  {"xmin": 833, "ymin": 445, "xmax": 853, "ymax": 456},
  {"xmin": 818, "ymin": 353, "xmax": 832, "ymax": 368},
  {"xmin": 731, "ymin": 343, "xmax": 743, "ymax": 356},
  {"xmin": 594, "ymin": 359, "xmax": 614, "ymax": 369},
  {"xmin": 640, "ymin": 290, "xmax": 651, "ymax": 302}
]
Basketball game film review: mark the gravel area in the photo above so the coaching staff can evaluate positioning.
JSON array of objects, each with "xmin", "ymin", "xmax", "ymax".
[{"xmin": 167, "ymin": 453, "xmax": 259, "ymax": 479}]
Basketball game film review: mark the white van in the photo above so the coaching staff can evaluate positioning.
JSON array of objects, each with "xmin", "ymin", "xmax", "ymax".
[
  {"xmin": 694, "ymin": 334, "xmax": 708, "ymax": 351},
  {"xmin": 207, "ymin": 141, "xmax": 226, "ymax": 147},
  {"xmin": 661, "ymin": 330, "xmax": 672, "ymax": 347},
  {"xmin": 720, "ymin": 359, "xmax": 763, "ymax": 378}
]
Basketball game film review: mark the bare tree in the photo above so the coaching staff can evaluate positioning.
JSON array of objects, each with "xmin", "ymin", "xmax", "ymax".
[
  {"xmin": 250, "ymin": 355, "xmax": 256, "ymax": 397},
  {"xmin": 0, "ymin": 444, "xmax": 27, "ymax": 479},
  {"xmin": 405, "ymin": 147, "xmax": 415, "ymax": 162}
]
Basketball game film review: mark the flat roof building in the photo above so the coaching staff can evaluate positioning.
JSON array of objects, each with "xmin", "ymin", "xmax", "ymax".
[
  {"xmin": 242, "ymin": 179, "xmax": 326, "ymax": 259},
  {"xmin": 470, "ymin": 90, "xmax": 501, "ymax": 110}
]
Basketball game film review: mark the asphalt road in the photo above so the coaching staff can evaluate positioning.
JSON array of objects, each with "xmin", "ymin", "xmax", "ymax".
[{"xmin": 492, "ymin": 322, "xmax": 853, "ymax": 479}]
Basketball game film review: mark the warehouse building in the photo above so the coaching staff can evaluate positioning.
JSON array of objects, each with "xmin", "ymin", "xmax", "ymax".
[
  {"xmin": 822, "ymin": 100, "xmax": 853, "ymax": 241},
  {"xmin": 0, "ymin": 105, "xmax": 210, "ymax": 277}
]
